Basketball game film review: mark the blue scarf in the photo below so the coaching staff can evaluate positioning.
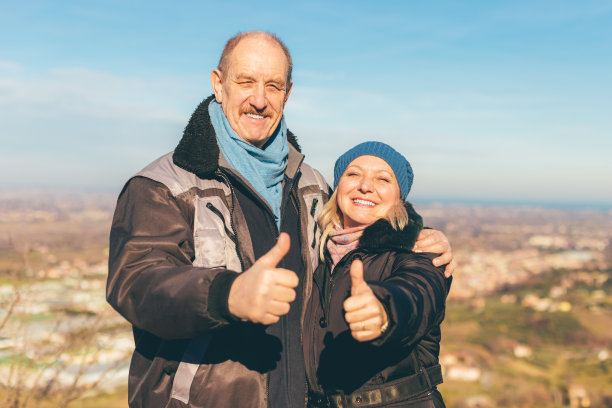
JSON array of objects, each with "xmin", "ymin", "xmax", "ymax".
[{"xmin": 209, "ymin": 100, "xmax": 289, "ymax": 229}]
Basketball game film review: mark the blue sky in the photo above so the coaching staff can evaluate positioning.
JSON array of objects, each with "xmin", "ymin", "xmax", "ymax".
[{"xmin": 1, "ymin": 1, "xmax": 611, "ymax": 206}]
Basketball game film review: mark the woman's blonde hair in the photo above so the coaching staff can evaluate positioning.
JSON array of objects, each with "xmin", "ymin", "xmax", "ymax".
[{"xmin": 317, "ymin": 190, "xmax": 409, "ymax": 260}]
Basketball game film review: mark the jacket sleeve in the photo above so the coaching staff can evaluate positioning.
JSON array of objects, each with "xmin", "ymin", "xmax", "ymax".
[
  {"xmin": 367, "ymin": 252, "xmax": 450, "ymax": 347},
  {"xmin": 106, "ymin": 176, "xmax": 238, "ymax": 340}
]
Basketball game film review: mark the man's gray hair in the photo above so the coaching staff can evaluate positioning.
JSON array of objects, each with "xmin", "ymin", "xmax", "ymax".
[{"xmin": 217, "ymin": 31, "xmax": 293, "ymax": 84}]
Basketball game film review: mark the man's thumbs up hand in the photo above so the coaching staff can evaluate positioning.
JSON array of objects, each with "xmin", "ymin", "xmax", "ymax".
[
  {"xmin": 343, "ymin": 259, "xmax": 389, "ymax": 342},
  {"xmin": 228, "ymin": 233, "xmax": 298, "ymax": 325},
  {"xmin": 257, "ymin": 231, "xmax": 291, "ymax": 268}
]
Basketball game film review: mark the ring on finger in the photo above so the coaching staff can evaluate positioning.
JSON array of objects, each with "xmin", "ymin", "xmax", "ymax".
[{"xmin": 361, "ymin": 321, "xmax": 365, "ymax": 331}]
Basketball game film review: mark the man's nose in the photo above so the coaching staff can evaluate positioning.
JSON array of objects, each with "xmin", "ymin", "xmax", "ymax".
[{"xmin": 250, "ymin": 83, "xmax": 267, "ymax": 111}]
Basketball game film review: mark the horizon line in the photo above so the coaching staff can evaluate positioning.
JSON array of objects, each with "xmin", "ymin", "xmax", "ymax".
[{"xmin": 1, "ymin": 187, "xmax": 611, "ymax": 211}]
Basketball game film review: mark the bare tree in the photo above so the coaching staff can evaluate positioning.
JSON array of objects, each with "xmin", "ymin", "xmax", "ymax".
[{"xmin": 1, "ymin": 244, "xmax": 130, "ymax": 408}]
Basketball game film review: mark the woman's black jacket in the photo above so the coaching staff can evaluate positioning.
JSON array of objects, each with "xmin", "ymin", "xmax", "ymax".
[{"xmin": 303, "ymin": 204, "xmax": 452, "ymax": 406}]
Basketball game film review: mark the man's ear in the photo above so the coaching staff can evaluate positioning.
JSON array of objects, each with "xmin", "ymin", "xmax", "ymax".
[
  {"xmin": 211, "ymin": 69, "xmax": 224, "ymax": 103},
  {"xmin": 283, "ymin": 81, "xmax": 293, "ymax": 105}
]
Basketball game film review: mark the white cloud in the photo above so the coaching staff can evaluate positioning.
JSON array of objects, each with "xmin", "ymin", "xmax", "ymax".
[
  {"xmin": 0, "ymin": 62, "xmax": 205, "ymax": 190},
  {"xmin": 0, "ymin": 65, "xmax": 192, "ymax": 122},
  {"xmin": 0, "ymin": 60, "xmax": 22, "ymax": 72}
]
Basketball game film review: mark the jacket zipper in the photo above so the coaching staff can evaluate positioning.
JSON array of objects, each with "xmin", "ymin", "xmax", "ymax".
[
  {"xmin": 323, "ymin": 264, "xmax": 335, "ymax": 330},
  {"xmin": 284, "ymin": 172, "xmax": 310, "ymax": 408},
  {"xmin": 307, "ymin": 261, "xmax": 326, "ymax": 396},
  {"xmin": 322, "ymin": 250, "xmax": 362, "ymax": 331},
  {"xmin": 215, "ymin": 171, "xmax": 246, "ymax": 273},
  {"xmin": 293, "ymin": 181, "xmax": 311, "ymax": 408}
]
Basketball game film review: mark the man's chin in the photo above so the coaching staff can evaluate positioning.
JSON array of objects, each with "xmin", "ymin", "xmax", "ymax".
[{"xmin": 237, "ymin": 131, "xmax": 271, "ymax": 148}]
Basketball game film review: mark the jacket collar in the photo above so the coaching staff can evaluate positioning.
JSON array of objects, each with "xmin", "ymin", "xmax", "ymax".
[
  {"xmin": 172, "ymin": 94, "xmax": 303, "ymax": 179},
  {"xmin": 357, "ymin": 202, "xmax": 424, "ymax": 253}
]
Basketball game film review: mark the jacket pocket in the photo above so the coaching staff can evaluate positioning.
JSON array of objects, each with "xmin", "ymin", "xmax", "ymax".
[
  {"xmin": 193, "ymin": 196, "xmax": 231, "ymax": 268},
  {"xmin": 194, "ymin": 227, "xmax": 226, "ymax": 268}
]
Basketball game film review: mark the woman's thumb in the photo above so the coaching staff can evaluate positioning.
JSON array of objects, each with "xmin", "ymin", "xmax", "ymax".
[{"xmin": 350, "ymin": 259, "xmax": 366, "ymax": 295}]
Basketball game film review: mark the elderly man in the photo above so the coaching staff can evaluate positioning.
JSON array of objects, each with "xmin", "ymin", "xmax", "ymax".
[{"xmin": 107, "ymin": 31, "xmax": 454, "ymax": 408}]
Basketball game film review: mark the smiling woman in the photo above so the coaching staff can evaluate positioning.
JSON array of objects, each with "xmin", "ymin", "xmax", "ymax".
[
  {"xmin": 304, "ymin": 141, "xmax": 451, "ymax": 408},
  {"xmin": 336, "ymin": 155, "xmax": 403, "ymax": 229}
]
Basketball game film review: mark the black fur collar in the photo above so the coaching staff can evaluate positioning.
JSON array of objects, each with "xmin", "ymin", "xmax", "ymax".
[
  {"xmin": 172, "ymin": 94, "xmax": 302, "ymax": 178},
  {"xmin": 358, "ymin": 202, "xmax": 423, "ymax": 253}
]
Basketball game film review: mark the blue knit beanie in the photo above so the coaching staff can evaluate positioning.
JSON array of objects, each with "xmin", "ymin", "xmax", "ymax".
[{"xmin": 333, "ymin": 141, "xmax": 413, "ymax": 199}]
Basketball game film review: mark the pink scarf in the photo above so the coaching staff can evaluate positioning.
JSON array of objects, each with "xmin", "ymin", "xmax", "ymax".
[{"xmin": 326, "ymin": 225, "xmax": 366, "ymax": 269}]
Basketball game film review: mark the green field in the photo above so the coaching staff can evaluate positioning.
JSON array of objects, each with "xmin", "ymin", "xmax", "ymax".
[{"xmin": 439, "ymin": 268, "xmax": 612, "ymax": 407}]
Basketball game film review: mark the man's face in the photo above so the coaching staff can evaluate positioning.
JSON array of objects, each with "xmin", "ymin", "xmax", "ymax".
[{"xmin": 211, "ymin": 36, "xmax": 292, "ymax": 148}]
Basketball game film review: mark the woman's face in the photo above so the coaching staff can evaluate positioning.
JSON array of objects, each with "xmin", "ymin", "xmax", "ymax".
[{"xmin": 337, "ymin": 155, "xmax": 401, "ymax": 229}]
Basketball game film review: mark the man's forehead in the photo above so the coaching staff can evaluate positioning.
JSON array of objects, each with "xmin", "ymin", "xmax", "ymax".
[{"xmin": 226, "ymin": 37, "xmax": 289, "ymax": 79}]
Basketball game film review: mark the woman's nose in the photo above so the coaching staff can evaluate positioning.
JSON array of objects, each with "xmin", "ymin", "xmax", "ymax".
[{"xmin": 358, "ymin": 177, "xmax": 373, "ymax": 192}]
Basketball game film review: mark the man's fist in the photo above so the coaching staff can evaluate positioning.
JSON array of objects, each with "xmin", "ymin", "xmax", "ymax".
[{"xmin": 228, "ymin": 233, "xmax": 298, "ymax": 325}]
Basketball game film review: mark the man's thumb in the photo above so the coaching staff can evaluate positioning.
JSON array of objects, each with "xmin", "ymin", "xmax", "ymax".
[
  {"xmin": 258, "ymin": 232, "xmax": 291, "ymax": 267},
  {"xmin": 350, "ymin": 259, "xmax": 366, "ymax": 295}
]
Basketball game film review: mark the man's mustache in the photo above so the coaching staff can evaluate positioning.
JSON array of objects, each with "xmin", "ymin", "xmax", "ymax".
[{"xmin": 241, "ymin": 106, "xmax": 273, "ymax": 117}]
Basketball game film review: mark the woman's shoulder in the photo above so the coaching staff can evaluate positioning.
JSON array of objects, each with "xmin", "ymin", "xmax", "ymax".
[{"xmin": 359, "ymin": 220, "xmax": 419, "ymax": 254}]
